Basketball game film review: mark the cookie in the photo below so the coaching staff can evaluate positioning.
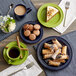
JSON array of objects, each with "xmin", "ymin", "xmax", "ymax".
[
  {"xmin": 29, "ymin": 34, "xmax": 36, "ymax": 40},
  {"xmin": 24, "ymin": 30, "xmax": 31, "ymax": 37},
  {"xmin": 23, "ymin": 24, "xmax": 29, "ymax": 30},
  {"xmin": 28, "ymin": 24, "xmax": 33, "ymax": 31},
  {"xmin": 34, "ymin": 24, "xmax": 41, "ymax": 30},
  {"xmin": 33, "ymin": 30, "xmax": 40, "ymax": 36}
]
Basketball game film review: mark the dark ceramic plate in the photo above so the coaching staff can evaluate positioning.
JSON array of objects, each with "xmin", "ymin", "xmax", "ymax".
[
  {"xmin": 20, "ymin": 21, "xmax": 43, "ymax": 44},
  {"xmin": 37, "ymin": 36, "xmax": 72, "ymax": 70}
]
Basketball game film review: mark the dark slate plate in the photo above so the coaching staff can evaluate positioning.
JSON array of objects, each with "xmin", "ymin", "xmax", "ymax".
[
  {"xmin": 20, "ymin": 21, "xmax": 43, "ymax": 44},
  {"xmin": 36, "ymin": 36, "xmax": 72, "ymax": 71}
]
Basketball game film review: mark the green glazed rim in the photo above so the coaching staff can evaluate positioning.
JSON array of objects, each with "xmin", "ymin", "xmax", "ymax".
[
  {"xmin": 6, "ymin": 46, "xmax": 21, "ymax": 61},
  {"xmin": 37, "ymin": 3, "xmax": 64, "ymax": 28}
]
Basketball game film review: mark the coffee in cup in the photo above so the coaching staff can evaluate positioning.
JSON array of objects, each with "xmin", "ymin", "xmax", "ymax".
[
  {"xmin": 14, "ymin": 4, "xmax": 32, "ymax": 20},
  {"xmin": 14, "ymin": 5, "xmax": 26, "ymax": 16},
  {"xmin": 9, "ymin": 47, "xmax": 20, "ymax": 58},
  {"xmin": 6, "ymin": 46, "xmax": 21, "ymax": 64}
]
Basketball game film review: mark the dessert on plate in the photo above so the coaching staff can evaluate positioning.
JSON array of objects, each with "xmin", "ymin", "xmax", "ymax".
[
  {"xmin": 42, "ymin": 38, "xmax": 69, "ymax": 67},
  {"xmin": 46, "ymin": 6, "xmax": 59, "ymax": 22},
  {"xmin": 23, "ymin": 24, "xmax": 41, "ymax": 41}
]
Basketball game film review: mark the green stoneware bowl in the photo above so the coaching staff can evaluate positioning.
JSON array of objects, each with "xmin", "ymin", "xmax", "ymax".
[{"xmin": 37, "ymin": 3, "xmax": 64, "ymax": 28}]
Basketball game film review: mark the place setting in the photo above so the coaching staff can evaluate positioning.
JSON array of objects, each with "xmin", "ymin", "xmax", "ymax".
[
  {"xmin": 0, "ymin": 0, "xmax": 37, "ymax": 41},
  {"xmin": 0, "ymin": 0, "xmax": 76, "ymax": 76}
]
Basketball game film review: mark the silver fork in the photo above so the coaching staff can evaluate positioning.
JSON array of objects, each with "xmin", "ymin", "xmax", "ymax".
[
  {"xmin": 9, "ymin": 62, "xmax": 34, "ymax": 76},
  {"xmin": 63, "ymin": 1, "xmax": 70, "ymax": 27}
]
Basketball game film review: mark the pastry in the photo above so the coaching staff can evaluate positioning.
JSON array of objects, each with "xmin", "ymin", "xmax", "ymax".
[
  {"xmin": 34, "ymin": 24, "xmax": 41, "ymax": 30},
  {"xmin": 33, "ymin": 30, "xmax": 40, "ymax": 36},
  {"xmin": 43, "ymin": 54, "xmax": 52, "ymax": 59},
  {"xmin": 29, "ymin": 34, "xmax": 36, "ymax": 40},
  {"xmin": 24, "ymin": 30, "xmax": 31, "ymax": 37},
  {"xmin": 62, "ymin": 46, "xmax": 67, "ymax": 55},
  {"xmin": 23, "ymin": 24, "xmax": 33, "ymax": 31},
  {"xmin": 48, "ymin": 60, "xmax": 61, "ymax": 66},
  {"xmin": 52, "ymin": 49, "xmax": 61, "ymax": 60},
  {"xmin": 52, "ymin": 38, "xmax": 62, "ymax": 48},
  {"xmin": 28, "ymin": 24, "xmax": 33, "ymax": 31},
  {"xmin": 23, "ymin": 24, "xmax": 29, "ymax": 30},
  {"xmin": 42, "ymin": 49, "xmax": 53, "ymax": 55},
  {"xmin": 46, "ymin": 6, "xmax": 59, "ymax": 22}
]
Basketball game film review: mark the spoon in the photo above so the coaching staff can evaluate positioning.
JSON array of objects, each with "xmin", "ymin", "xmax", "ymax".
[
  {"xmin": 7, "ymin": 4, "xmax": 14, "ymax": 15},
  {"xmin": 63, "ymin": 1, "xmax": 70, "ymax": 27}
]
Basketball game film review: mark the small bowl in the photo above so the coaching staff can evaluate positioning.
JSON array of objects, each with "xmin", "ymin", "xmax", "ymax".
[
  {"xmin": 37, "ymin": 36, "xmax": 72, "ymax": 71},
  {"xmin": 1, "ymin": 28, "xmax": 16, "ymax": 33},
  {"xmin": 20, "ymin": 21, "xmax": 43, "ymax": 44}
]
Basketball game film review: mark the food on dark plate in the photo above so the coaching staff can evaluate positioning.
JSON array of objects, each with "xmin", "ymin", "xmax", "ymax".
[
  {"xmin": 24, "ymin": 30, "xmax": 31, "ymax": 37},
  {"xmin": 42, "ymin": 49, "xmax": 53, "ymax": 55},
  {"xmin": 62, "ymin": 46, "xmax": 67, "ymax": 55},
  {"xmin": 52, "ymin": 38, "xmax": 62, "ymax": 48},
  {"xmin": 29, "ymin": 34, "xmax": 36, "ymax": 40},
  {"xmin": 52, "ymin": 49, "xmax": 61, "ymax": 60},
  {"xmin": 44, "ymin": 43, "xmax": 58, "ymax": 51},
  {"xmin": 42, "ymin": 38, "xmax": 69, "ymax": 67},
  {"xmin": 23, "ymin": 24, "xmax": 29, "ymax": 30},
  {"xmin": 43, "ymin": 54, "xmax": 52, "ymax": 59},
  {"xmin": 23, "ymin": 24, "xmax": 33, "ymax": 31},
  {"xmin": 48, "ymin": 60, "xmax": 61, "ymax": 66},
  {"xmin": 23, "ymin": 24, "xmax": 41, "ymax": 41},
  {"xmin": 33, "ymin": 30, "xmax": 40, "ymax": 36},
  {"xmin": 34, "ymin": 24, "xmax": 41, "ymax": 30}
]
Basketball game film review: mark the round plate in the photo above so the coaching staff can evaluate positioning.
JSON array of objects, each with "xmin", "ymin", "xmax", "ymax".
[
  {"xmin": 37, "ymin": 36, "xmax": 72, "ymax": 70},
  {"xmin": 20, "ymin": 21, "xmax": 43, "ymax": 44},
  {"xmin": 3, "ymin": 41, "xmax": 29, "ymax": 65},
  {"xmin": 37, "ymin": 3, "xmax": 64, "ymax": 28}
]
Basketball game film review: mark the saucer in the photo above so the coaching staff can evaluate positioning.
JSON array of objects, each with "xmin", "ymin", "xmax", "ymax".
[{"xmin": 3, "ymin": 41, "xmax": 29, "ymax": 65}]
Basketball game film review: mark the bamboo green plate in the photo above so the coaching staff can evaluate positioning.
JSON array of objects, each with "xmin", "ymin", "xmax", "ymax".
[
  {"xmin": 3, "ymin": 41, "xmax": 29, "ymax": 65},
  {"xmin": 37, "ymin": 3, "xmax": 64, "ymax": 28}
]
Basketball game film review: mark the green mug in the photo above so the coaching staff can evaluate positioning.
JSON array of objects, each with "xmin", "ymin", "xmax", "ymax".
[{"xmin": 6, "ymin": 46, "xmax": 21, "ymax": 64}]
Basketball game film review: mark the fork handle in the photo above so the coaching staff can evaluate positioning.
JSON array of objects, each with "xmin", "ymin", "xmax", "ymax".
[
  {"xmin": 8, "ymin": 68, "xmax": 27, "ymax": 76},
  {"xmin": 63, "ymin": 9, "xmax": 68, "ymax": 27}
]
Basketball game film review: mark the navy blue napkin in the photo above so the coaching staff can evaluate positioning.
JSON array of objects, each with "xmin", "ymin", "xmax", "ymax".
[
  {"xmin": 0, "ymin": 0, "xmax": 37, "ymax": 41},
  {"xmin": 34, "ymin": 31, "xmax": 76, "ymax": 76}
]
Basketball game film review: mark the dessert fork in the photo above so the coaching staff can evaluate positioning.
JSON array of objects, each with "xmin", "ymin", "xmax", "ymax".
[
  {"xmin": 63, "ymin": 1, "xmax": 70, "ymax": 27},
  {"xmin": 9, "ymin": 62, "xmax": 34, "ymax": 76}
]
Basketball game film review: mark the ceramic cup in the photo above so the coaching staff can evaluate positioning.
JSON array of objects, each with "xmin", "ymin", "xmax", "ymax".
[
  {"xmin": 6, "ymin": 46, "xmax": 21, "ymax": 64},
  {"xmin": 14, "ymin": 4, "xmax": 32, "ymax": 20}
]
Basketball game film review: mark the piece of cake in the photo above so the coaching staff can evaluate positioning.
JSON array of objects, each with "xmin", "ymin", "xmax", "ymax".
[{"xmin": 46, "ymin": 6, "xmax": 59, "ymax": 22}]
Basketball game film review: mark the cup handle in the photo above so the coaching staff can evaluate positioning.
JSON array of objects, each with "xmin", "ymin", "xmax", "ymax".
[
  {"xmin": 8, "ymin": 59, "xmax": 12, "ymax": 64},
  {"xmin": 26, "ymin": 8, "xmax": 32, "ymax": 14}
]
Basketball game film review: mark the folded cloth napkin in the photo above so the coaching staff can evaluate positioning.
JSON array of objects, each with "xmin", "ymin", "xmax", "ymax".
[
  {"xmin": 53, "ymin": 0, "xmax": 76, "ymax": 33},
  {"xmin": 0, "ymin": 55, "xmax": 42, "ymax": 76}
]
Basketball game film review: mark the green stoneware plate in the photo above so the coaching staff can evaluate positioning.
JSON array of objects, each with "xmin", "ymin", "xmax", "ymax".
[
  {"xmin": 37, "ymin": 3, "xmax": 64, "ymax": 28},
  {"xmin": 3, "ymin": 41, "xmax": 29, "ymax": 65}
]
